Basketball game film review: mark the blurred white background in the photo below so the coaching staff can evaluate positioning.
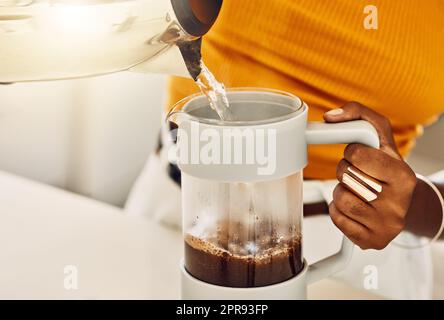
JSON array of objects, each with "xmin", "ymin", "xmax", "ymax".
[{"xmin": 0, "ymin": 72, "xmax": 164, "ymax": 206}]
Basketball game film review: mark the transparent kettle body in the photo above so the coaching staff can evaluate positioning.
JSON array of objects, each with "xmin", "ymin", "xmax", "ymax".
[
  {"xmin": 183, "ymin": 172, "xmax": 304, "ymax": 288},
  {"xmin": 0, "ymin": 0, "xmax": 222, "ymax": 83}
]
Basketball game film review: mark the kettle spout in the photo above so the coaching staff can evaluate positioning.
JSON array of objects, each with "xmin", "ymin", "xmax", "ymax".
[
  {"xmin": 131, "ymin": 37, "xmax": 203, "ymax": 80},
  {"xmin": 177, "ymin": 38, "xmax": 203, "ymax": 80}
]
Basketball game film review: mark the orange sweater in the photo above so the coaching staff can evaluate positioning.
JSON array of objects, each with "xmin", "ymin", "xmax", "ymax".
[{"xmin": 167, "ymin": 0, "xmax": 444, "ymax": 179}]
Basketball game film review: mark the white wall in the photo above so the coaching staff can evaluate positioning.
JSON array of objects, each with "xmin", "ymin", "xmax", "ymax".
[
  {"xmin": 407, "ymin": 116, "xmax": 444, "ymax": 176},
  {"xmin": 0, "ymin": 80, "xmax": 74, "ymax": 188},
  {"xmin": 0, "ymin": 72, "xmax": 165, "ymax": 206},
  {"xmin": 412, "ymin": 117, "xmax": 444, "ymax": 161},
  {"xmin": 66, "ymin": 72, "xmax": 164, "ymax": 206}
]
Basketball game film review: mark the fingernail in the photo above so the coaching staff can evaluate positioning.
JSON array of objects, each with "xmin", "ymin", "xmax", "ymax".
[{"xmin": 326, "ymin": 108, "xmax": 344, "ymax": 116}]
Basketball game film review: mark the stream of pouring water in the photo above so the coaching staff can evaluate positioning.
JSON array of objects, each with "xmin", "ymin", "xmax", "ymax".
[
  {"xmin": 195, "ymin": 61, "xmax": 234, "ymax": 121},
  {"xmin": 194, "ymin": 61, "xmax": 262, "ymax": 250},
  {"xmin": 177, "ymin": 39, "xmax": 233, "ymax": 121}
]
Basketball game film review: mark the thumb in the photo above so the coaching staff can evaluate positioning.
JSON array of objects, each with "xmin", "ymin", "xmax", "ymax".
[{"xmin": 323, "ymin": 102, "xmax": 401, "ymax": 160}]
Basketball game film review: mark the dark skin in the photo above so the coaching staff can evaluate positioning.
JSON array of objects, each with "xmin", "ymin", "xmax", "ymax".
[
  {"xmin": 304, "ymin": 102, "xmax": 443, "ymax": 250},
  {"xmin": 403, "ymin": 176, "xmax": 444, "ymax": 240}
]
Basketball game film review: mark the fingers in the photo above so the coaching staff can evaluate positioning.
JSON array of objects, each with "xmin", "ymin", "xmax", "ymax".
[
  {"xmin": 332, "ymin": 184, "xmax": 376, "ymax": 225},
  {"xmin": 342, "ymin": 144, "xmax": 407, "ymax": 182},
  {"xmin": 329, "ymin": 202, "xmax": 372, "ymax": 250},
  {"xmin": 333, "ymin": 158, "xmax": 414, "ymax": 250},
  {"xmin": 324, "ymin": 101, "xmax": 401, "ymax": 160},
  {"xmin": 323, "ymin": 101, "xmax": 416, "ymax": 250}
]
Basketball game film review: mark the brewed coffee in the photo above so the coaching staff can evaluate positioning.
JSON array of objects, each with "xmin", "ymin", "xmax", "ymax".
[{"xmin": 184, "ymin": 221, "xmax": 303, "ymax": 288}]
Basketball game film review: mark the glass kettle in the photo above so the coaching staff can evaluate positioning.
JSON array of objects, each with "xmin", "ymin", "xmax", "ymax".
[{"xmin": 0, "ymin": 0, "xmax": 223, "ymax": 83}]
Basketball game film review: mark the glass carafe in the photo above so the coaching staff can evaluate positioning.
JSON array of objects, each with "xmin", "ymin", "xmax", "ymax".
[{"xmin": 182, "ymin": 172, "xmax": 303, "ymax": 288}]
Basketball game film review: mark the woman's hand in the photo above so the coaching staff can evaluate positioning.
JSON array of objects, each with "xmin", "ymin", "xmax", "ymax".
[{"xmin": 324, "ymin": 102, "xmax": 417, "ymax": 250}]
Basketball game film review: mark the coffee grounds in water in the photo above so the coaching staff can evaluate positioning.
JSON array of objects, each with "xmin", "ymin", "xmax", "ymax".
[{"xmin": 184, "ymin": 233, "xmax": 303, "ymax": 288}]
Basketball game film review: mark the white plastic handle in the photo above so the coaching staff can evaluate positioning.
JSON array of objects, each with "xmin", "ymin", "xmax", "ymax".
[
  {"xmin": 305, "ymin": 120, "xmax": 380, "ymax": 284},
  {"xmin": 306, "ymin": 120, "xmax": 380, "ymax": 148}
]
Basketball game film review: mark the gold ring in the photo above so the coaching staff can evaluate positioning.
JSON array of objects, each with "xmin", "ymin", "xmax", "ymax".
[{"xmin": 342, "ymin": 166, "xmax": 383, "ymax": 202}]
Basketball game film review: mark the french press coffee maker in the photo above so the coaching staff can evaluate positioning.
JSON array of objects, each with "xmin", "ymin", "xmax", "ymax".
[{"xmin": 169, "ymin": 88, "xmax": 379, "ymax": 299}]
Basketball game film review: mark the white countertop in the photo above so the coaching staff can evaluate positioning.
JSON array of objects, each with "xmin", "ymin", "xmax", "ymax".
[{"xmin": 0, "ymin": 171, "xmax": 381, "ymax": 299}]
